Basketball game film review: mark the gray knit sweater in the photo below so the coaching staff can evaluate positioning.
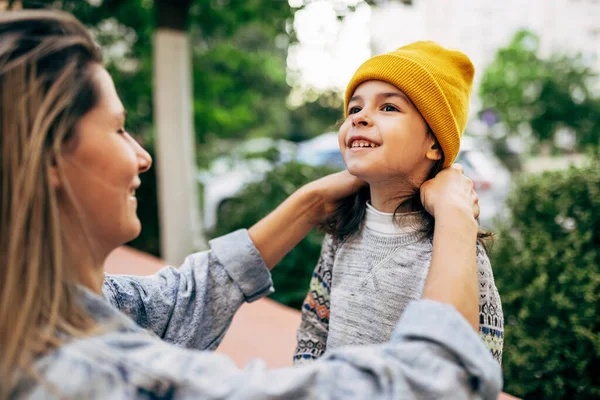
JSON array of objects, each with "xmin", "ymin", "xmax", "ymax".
[{"xmin": 294, "ymin": 210, "xmax": 504, "ymax": 365}]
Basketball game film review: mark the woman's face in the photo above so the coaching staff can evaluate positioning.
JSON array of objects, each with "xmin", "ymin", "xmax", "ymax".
[
  {"xmin": 338, "ymin": 80, "xmax": 441, "ymax": 184},
  {"xmin": 59, "ymin": 64, "xmax": 152, "ymax": 256}
]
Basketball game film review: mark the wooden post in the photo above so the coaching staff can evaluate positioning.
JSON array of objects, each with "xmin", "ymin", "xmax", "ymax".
[{"xmin": 153, "ymin": 0, "xmax": 206, "ymax": 264}]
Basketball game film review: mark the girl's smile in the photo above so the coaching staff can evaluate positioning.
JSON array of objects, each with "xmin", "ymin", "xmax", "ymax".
[{"xmin": 348, "ymin": 135, "xmax": 381, "ymax": 151}]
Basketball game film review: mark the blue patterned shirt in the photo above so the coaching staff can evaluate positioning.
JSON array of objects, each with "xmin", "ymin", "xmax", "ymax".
[{"xmin": 11, "ymin": 230, "xmax": 503, "ymax": 399}]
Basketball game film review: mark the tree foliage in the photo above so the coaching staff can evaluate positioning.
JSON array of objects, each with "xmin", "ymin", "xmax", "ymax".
[
  {"xmin": 491, "ymin": 157, "xmax": 600, "ymax": 399},
  {"xmin": 479, "ymin": 30, "xmax": 600, "ymax": 154},
  {"xmin": 288, "ymin": 90, "xmax": 343, "ymax": 142},
  {"xmin": 191, "ymin": 23, "xmax": 291, "ymax": 142}
]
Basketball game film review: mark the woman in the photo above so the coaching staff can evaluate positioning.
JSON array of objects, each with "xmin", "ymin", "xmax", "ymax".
[{"xmin": 0, "ymin": 10, "xmax": 501, "ymax": 399}]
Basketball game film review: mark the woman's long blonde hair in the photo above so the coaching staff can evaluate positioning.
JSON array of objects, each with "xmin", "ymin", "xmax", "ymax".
[{"xmin": 0, "ymin": 9, "xmax": 104, "ymax": 397}]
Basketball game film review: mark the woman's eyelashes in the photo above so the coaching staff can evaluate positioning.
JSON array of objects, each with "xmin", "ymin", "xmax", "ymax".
[{"xmin": 117, "ymin": 128, "xmax": 126, "ymax": 135}]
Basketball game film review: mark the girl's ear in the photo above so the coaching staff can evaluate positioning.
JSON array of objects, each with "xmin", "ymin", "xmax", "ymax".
[{"xmin": 425, "ymin": 140, "xmax": 443, "ymax": 161}]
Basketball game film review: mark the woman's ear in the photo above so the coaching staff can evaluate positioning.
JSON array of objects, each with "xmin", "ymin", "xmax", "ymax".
[
  {"xmin": 47, "ymin": 152, "xmax": 62, "ymax": 189},
  {"xmin": 425, "ymin": 140, "xmax": 443, "ymax": 161}
]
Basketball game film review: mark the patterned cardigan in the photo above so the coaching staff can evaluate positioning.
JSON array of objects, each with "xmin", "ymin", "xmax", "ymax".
[{"xmin": 294, "ymin": 233, "xmax": 504, "ymax": 365}]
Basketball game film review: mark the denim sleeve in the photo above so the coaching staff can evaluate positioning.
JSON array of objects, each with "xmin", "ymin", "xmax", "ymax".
[
  {"xmin": 30, "ymin": 299, "xmax": 502, "ymax": 399},
  {"xmin": 102, "ymin": 229, "xmax": 273, "ymax": 350}
]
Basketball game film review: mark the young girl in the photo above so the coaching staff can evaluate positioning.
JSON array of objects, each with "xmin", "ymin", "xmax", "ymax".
[{"xmin": 294, "ymin": 41, "xmax": 504, "ymax": 364}]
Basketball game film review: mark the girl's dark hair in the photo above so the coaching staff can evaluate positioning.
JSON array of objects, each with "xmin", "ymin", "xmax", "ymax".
[{"xmin": 319, "ymin": 132, "xmax": 493, "ymax": 249}]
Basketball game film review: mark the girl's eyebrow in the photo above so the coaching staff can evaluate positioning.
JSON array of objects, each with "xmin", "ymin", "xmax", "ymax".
[
  {"xmin": 349, "ymin": 95, "xmax": 362, "ymax": 104},
  {"xmin": 349, "ymin": 92, "xmax": 412, "ymax": 105},
  {"xmin": 377, "ymin": 92, "xmax": 411, "ymax": 105}
]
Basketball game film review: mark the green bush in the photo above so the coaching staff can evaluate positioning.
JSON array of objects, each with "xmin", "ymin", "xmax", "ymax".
[
  {"xmin": 212, "ymin": 162, "xmax": 338, "ymax": 309},
  {"xmin": 491, "ymin": 158, "xmax": 599, "ymax": 399}
]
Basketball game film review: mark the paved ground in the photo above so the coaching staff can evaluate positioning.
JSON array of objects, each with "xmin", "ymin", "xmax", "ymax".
[{"xmin": 104, "ymin": 245, "xmax": 518, "ymax": 399}]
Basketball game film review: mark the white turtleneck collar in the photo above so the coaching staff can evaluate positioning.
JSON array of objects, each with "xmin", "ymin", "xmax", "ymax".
[{"xmin": 364, "ymin": 201, "xmax": 423, "ymax": 236}]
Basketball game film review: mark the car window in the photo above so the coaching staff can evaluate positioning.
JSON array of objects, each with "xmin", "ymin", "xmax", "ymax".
[
  {"xmin": 324, "ymin": 151, "xmax": 345, "ymax": 169},
  {"xmin": 462, "ymin": 150, "xmax": 497, "ymax": 178}
]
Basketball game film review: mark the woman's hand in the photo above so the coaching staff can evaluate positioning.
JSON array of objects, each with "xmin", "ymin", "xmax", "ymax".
[
  {"xmin": 249, "ymin": 170, "xmax": 364, "ymax": 270},
  {"xmin": 300, "ymin": 170, "xmax": 366, "ymax": 224},
  {"xmin": 420, "ymin": 164, "xmax": 480, "ymax": 221}
]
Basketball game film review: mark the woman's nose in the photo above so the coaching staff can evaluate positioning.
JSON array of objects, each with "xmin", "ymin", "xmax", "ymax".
[
  {"xmin": 138, "ymin": 148, "xmax": 152, "ymax": 173},
  {"xmin": 130, "ymin": 137, "xmax": 152, "ymax": 173}
]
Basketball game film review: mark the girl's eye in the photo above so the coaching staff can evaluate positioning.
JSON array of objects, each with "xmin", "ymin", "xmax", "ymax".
[
  {"xmin": 117, "ymin": 128, "xmax": 126, "ymax": 135},
  {"xmin": 348, "ymin": 106, "xmax": 361, "ymax": 115},
  {"xmin": 382, "ymin": 104, "xmax": 399, "ymax": 112}
]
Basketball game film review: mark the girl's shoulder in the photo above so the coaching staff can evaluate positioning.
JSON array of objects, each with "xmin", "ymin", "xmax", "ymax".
[
  {"xmin": 322, "ymin": 232, "xmax": 352, "ymax": 253},
  {"xmin": 475, "ymin": 241, "xmax": 492, "ymax": 264}
]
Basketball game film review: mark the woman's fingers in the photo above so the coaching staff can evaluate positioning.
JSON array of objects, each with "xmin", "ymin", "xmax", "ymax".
[
  {"xmin": 420, "ymin": 163, "xmax": 479, "ymax": 219},
  {"xmin": 451, "ymin": 163, "xmax": 465, "ymax": 174},
  {"xmin": 299, "ymin": 170, "xmax": 366, "ymax": 224},
  {"xmin": 311, "ymin": 170, "xmax": 366, "ymax": 203}
]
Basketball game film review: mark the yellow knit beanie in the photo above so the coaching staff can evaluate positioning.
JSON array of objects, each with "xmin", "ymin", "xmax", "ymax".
[{"xmin": 344, "ymin": 41, "xmax": 474, "ymax": 167}]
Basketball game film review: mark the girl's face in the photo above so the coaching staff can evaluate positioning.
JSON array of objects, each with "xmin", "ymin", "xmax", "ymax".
[
  {"xmin": 339, "ymin": 80, "xmax": 441, "ymax": 184},
  {"xmin": 58, "ymin": 64, "xmax": 152, "ymax": 257}
]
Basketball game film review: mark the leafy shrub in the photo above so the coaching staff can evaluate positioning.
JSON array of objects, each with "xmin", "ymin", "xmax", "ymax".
[
  {"xmin": 491, "ymin": 158, "xmax": 599, "ymax": 399},
  {"xmin": 212, "ymin": 162, "xmax": 338, "ymax": 309}
]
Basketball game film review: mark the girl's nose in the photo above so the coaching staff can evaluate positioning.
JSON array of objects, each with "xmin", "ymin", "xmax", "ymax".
[{"xmin": 351, "ymin": 110, "xmax": 371, "ymax": 127}]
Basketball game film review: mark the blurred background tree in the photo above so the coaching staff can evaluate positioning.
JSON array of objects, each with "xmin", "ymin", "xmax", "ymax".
[
  {"xmin": 287, "ymin": 90, "xmax": 343, "ymax": 142},
  {"xmin": 479, "ymin": 30, "xmax": 600, "ymax": 170}
]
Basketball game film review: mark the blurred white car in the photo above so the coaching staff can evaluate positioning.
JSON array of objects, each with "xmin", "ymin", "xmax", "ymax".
[
  {"xmin": 199, "ymin": 138, "xmax": 296, "ymax": 232},
  {"xmin": 295, "ymin": 132, "xmax": 345, "ymax": 169},
  {"xmin": 294, "ymin": 132, "xmax": 511, "ymax": 228},
  {"xmin": 455, "ymin": 136, "xmax": 511, "ymax": 228}
]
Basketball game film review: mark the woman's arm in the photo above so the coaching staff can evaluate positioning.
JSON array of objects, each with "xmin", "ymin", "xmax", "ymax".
[
  {"xmin": 249, "ymin": 170, "xmax": 364, "ymax": 269},
  {"xmin": 103, "ymin": 229, "xmax": 272, "ymax": 350},
  {"xmin": 103, "ymin": 171, "xmax": 364, "ymax": 349},
  {"xmin": 42, "ymin": 301, "xmax": 502, "ymax": 399},
  {"xmin": 420, "ymin": 164, "xmax": 481, "ymax": 330}
]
